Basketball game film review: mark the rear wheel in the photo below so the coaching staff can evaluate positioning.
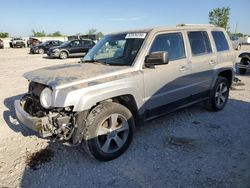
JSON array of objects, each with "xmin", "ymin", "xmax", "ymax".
[
  {"xmin": 59, "ymin": 51, "xmax": 68, "ymax": 59},
  {"xmin": 207, "ymin": 77, "xmax": 229, "ymax": 111},
  {"xmin": 81, "ymin": 102, "xmax": 135, "ymax": 161}
]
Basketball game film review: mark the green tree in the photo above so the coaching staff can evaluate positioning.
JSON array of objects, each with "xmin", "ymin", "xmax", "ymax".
[
  {"xmin": 31, "ymin": 30, "xmax": 46, "ymax": 37},
  {"xmin": 96, "ymin": 32, "xmax": 104, "ymax": 39},
  {"xmin": 209, "ymin": 7, "xmax": 230, "ymax": 31},
  {"xmin": 47, "ymin": 31, "xmax": 63, "ymax": 37},
  {"xmin": 86, "ymin": 29, "xmax": 97, "ymax": 35},
  {"xmin": 235, "ymin": 32, "xmax": 244, "ymax": 37},
  {"xmin": 86, "ymin": 29, "xmax": 104, "ymax": 39},
  {"xmin": 32, "ymin": 30, "xmax": 63, "ymax": 37},
  {"xmin": 0, "ymin": 32, "xmax": 9, "ymax": 38}
]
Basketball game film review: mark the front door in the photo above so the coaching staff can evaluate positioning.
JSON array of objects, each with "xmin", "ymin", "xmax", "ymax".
[
  {"xmin": 143, "ymin": 32, "xmax": 192, "ymax": 117},
  {"xmin": 68, "ymin": 40, "xmax": 82, "ymax": 55}
]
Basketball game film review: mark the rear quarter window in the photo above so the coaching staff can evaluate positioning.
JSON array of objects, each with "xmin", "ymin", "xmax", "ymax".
[{"xmin": 212, "ymin": 31, "xmax": 229, "ymax": 52}]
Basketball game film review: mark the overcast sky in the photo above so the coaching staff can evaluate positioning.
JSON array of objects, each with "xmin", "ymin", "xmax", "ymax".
[{"xmin": 0, "ymin": 0, "xmax": 249, "ymax": 37}]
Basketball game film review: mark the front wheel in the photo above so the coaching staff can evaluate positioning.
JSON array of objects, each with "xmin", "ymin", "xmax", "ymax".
[
  {"xmin": 38, "ymin": 48, "xmax": 44, "ymax": 54},
  {"xmin": 207, "ymin": 77, "xmax": 229, "ymax": 111},
  {"xmin": 59, "ymin": 51, "xmax": 68, "ymax": 59},
  {"xmin": 82, "ymin": 102, "xmax": 135, "ymax": 161}
]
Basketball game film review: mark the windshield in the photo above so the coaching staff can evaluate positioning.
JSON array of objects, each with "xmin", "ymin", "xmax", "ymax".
[
  {"xmin": 82, "ymin": 33, "xmax": 147, "ymax": 66},
  {"xmin": 61, "ymin": 40, "xmax": 71, "ymax": 46},
  {"xmin": 230, "ymin": 35, "xmax": 238, "ymax": 41},
  {"xmin": 40, "ymin": 41, "xmax": 49, "ymax": 45}
]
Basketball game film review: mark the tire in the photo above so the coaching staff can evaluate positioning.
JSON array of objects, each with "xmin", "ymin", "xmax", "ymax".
[
  {"xmin": 207, "ymin": 77, "xmax": 229, "ymax": 111},
  {"xmin": 236, "ymin": 44, "xmax": 241, "ymax": 51},
  {"xmin": 59, "ymin": 51, "xmax": 68, "ymax": 59},
  {"xmin": 239, "ymin": 58, "xmax": 248, "ymax": 75},
  {"xmin": 38, "ymin": 48, "xmax": 44, "ymax": 54},
  {"xmin": 81, "ymin": 102, "xmax": 135, "ymax": 161}
]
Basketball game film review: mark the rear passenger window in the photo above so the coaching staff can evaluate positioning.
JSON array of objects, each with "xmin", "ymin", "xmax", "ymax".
[
  {"xmin": 150, "ymin": 33, "xmax": 185, "ymax": 61},
  {"xmin": 188, "ymin": 31, "xmax": 212, "ymax": 56},
  {"xmin": 83, "ymin": 40, "xmax": 93, "ymax": 47},
  {"xmin": 212, "ymin": 31, "xmax": 229, "ymax": 52}
]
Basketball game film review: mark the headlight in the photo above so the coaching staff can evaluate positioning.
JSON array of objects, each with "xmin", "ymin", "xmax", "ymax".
[{"xmin": 40, "ymin": 87, "xmax": 53, "ymax": 108}]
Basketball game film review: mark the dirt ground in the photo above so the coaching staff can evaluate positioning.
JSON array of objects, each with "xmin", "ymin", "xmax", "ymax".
[{"xmin": 0, "ymin": 47, "xmax": 250, "ymax": 188}]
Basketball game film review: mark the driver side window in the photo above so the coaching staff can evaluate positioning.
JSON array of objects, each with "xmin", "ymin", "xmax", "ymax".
[
  {"xmin": 150, "ymin": 32, "xmax": 186, "ymax": 61},
  {"xmin": 71, "ymin": 40, "xmax": 80, "ymax": 47}
]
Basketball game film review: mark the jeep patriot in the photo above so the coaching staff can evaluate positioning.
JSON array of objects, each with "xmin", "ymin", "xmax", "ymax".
[{"xmin": 15, "ymin": 24, "xmax": 236, "ymax": 161}]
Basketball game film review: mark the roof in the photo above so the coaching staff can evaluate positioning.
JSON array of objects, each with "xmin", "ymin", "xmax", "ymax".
[{"xmin": 108, "ymin": 24, "xmax": 220, "ymax": 35}]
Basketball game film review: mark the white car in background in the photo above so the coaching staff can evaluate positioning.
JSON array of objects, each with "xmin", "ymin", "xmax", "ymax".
[
  {"xmin": 230, "ymin": 35, "xmax": 242, "ymax": 50},
  {"xmin": 241, "ymin": 36, "xmax": 250, "ymax": 44}
]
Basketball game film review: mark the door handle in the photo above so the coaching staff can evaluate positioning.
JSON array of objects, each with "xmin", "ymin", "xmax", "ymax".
[
  {"xmin": 179, "ymin": 65, "xmax": 187, "ymax": 71},
  {"xmin": 209, "ymin": 60, "xmax": 216, "ymax": 65}
]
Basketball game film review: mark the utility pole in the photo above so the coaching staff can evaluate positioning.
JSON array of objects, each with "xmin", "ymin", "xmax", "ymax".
[{"xmin": 235, "ymin": 22, "xmax": 238, "ymax": 34}]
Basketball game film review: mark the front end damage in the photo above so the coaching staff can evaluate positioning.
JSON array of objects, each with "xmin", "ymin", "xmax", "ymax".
[{"xmin": 15, "ymin": 82, "xmax": 76, "ymax": 141}]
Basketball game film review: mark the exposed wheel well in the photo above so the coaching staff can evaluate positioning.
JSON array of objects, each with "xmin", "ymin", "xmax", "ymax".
[
  {"xmin": 111, "ymin": 95, "xmax": 139, "ymax": 124},
  {"xmin": 218, "ymin": 70, "xmax": 233, "ymax": 87},
  {"xmin": 241, "ymin": 57, "xmax": 250, "ymax": 64},
  {"xmin": 60, "ymin": 50, "xmax": 69, "ymax": 56}
]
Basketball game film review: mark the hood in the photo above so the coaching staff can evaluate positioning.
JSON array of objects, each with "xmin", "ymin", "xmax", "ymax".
[{"xmin": 23, "ymin": 63, "xmax": 129, "ymax": 88}]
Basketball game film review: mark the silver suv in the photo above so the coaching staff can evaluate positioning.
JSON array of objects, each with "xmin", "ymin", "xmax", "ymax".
[{"xmin": 15, "ymin": 24, "xmax": 235, "ymax": 161}]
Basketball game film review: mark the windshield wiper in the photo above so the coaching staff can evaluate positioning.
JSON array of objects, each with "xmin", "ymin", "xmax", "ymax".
[{"xmin": 81, "ymin": 59, "xmax": 110, "ymax": 65}]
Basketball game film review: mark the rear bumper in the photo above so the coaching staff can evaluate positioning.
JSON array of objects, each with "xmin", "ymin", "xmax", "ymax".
[{"xmin": 14, "ymin": 100, "xmax": 52, "ymax": 138}]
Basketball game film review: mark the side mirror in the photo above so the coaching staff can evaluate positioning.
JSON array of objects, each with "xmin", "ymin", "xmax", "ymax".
[{"xmin": 145, "ymin": 51, "xmax": 169, "ymax": 67}]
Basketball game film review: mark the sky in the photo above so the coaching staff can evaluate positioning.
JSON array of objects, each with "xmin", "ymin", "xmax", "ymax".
[{"xmin": 0, "ymin": 0, "xmax": 249, "ymax": 37}]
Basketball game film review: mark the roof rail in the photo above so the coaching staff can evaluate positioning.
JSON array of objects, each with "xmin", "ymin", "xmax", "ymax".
[{"xmin": 177, "ymin": 24, "xmax": 215, "ymax": 27}]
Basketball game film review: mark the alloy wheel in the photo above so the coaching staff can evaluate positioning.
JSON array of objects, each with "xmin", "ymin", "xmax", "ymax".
[
  {"xmin": 96, "ymin": 113, "xmax": 129, "ymax": 154},
  {"xmin": 215, "ymin": 82, "xmax": 228, "ymax": 107}
]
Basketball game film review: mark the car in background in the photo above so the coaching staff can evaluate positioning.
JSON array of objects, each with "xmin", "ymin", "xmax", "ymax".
[
  {"xmin": 230, "ymin": 35, "xmax": 242, "ymax": 50},
  {"xmin": 0, "ymin": 39, "xmax": 3, "ymax": 49},
  {"xmin": 28, "ymin": 37, "xmax": 42, "ymax": 47},
  {"xmin": 9, "ymin": 38, "xmax": 26, "ymax": 48},
  {"xmin": 47, "ymin": 39, "xmax": 95, "ymax": 59},
  {"xmin": 241, "ymin": 36, "xmax": 250, "ymax": 44},
  {"xmin": 238, "ymin": 52, "xmax": 250, "ymax": 74},
  {"xmin": 30, "ymin": 40, "xmax": 63, "ymax": 54}
]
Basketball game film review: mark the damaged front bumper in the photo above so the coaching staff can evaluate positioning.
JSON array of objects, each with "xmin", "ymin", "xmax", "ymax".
[{"xmin": 14, "ymin": 100, "xmax": 52, "ymax": 138}]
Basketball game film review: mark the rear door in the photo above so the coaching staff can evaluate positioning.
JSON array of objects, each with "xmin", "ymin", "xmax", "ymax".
[
  {"xmin": 79, "ymin": 40, "xmax": 92, "ymax": 55},
  {"xmin": 187, "ymin": 30, "xmax": 215, "ymax": 96}
]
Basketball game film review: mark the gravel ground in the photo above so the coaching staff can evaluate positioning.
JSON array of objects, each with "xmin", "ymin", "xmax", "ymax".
[{"xmin": 0, "ymin": 47, "xmax": 250, "ymax": 188}]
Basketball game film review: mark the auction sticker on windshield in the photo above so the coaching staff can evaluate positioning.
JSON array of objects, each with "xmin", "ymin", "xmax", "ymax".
[{"xmin": 125, "ymin": 33, "xmax": 147, "ymax": 39}]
